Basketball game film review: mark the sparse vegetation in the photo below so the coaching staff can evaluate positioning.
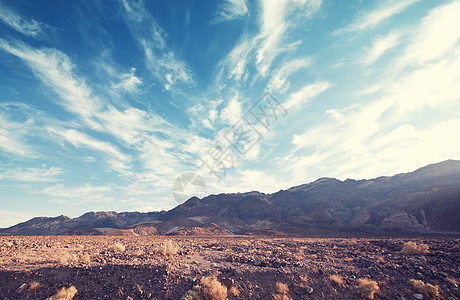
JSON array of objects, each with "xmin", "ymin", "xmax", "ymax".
[
  {"xmin": 108, "ymin": 242, "xmax": 126, "ymax": 253},
  {"xmin": 46, "ymin": 285, "xmax": 77, "ymax": 300},
  {"xmin": 409, "ymin": 279, "xmax": 439, "ymax": 299},
  {"xmin": 181, "ymin": 276, "xmax": 227, "ymax": 300},
  {"xmin": 355, "ymin": 278, "xmax": 379, "ymax": 299},
  {"xmin": 229, "ymin": 286, "xmax": 240, "ymax": 297},
  {"xmin": 401, "ymin": 241, "xmax": 429, "ymax": 255},
  {"xmin": 273, "ymin": 282, "xmax": 292, "ymax": 300},
  {"xmin": 160, "ymin": 239, "xmax": 179, "ymax": 256},
  {"xmin": 329, "ymin": 274, "xmax": 345, "ymax": 285}
]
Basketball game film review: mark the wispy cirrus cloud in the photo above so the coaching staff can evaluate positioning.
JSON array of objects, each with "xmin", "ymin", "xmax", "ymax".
[
  {"xmin": 0, "ymin": 166, "xmax": 63, "ymax": 182},
  {"xmin": 362, "ymin": 32, "xmax": 401, "ymax": 65},
  {"xmin": 0, "ymin": 110, "xmax": 36, "ymax": 158},
  {"xmin": 211, "ymin": 0, "xmax": 249, "ymax": 24},
  {"xmin": 120, "ymin": 0, "xmax": 194, "ymax": 91},
  {"xmin": 0, "ymin": 39, "xmax": 103, "ymax": 129},
  {"xmin": 0, "ymin": 2, "xmax": 44, "ymax": 37},
  {"xmin": 336, "ymin": 0, "xmax": 421, "ymax": 34},
  {"xmin": 284, "ymin": 81, "xmax": 330, "ymax": 110}
]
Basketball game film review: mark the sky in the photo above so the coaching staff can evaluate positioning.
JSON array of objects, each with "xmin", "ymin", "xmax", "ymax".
[{"xmin": 1, "ymin": 0, "xmax": 460, "ymax": 227}]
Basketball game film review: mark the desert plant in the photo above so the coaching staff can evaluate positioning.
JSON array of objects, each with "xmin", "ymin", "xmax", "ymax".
[
  {"xmin": 181, "ymin": 276, "xmax": 227, "ymax": 300},
  {"xmin": 272, "ymin": 282, "xmax": 292, "ymax": 300},
  {"xmin": 160, "ymin": 239, "xmax": 179, "ymax": 256},
  {"xmin": 329, "ymin": 274, "xmax": 345, "ymax": 285},
  {"xmin": 108, "ymin": 242, "xmax": 126, "ymax": 253},
  {"xmin": 46, "ymin": 285, "xmax": 77, "ymax": 300},
  {"xmin": 229, "ymin": 286, "xmax": 240, "ymax": 297},
  {"xmin": 355, "ymin": 278, "xmax": 379, "ymax": 299},
  {"xmin": 401, "ymin": 241, "xmax": 429, "ymax": 255},
  {"xmin": 409, "ymin": 279, "xmax": 439, "ymax": 299}
]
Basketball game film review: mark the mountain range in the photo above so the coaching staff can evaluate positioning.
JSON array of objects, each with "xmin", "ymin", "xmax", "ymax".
[{"xmin": 1, "ymin": 160, "xmax": 459, "ymax": 236}]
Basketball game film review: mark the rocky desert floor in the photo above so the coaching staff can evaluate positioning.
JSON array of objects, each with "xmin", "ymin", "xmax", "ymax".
[{"xmin": 0, "ymin": 236, "xmax": 459, "ymax": 299}]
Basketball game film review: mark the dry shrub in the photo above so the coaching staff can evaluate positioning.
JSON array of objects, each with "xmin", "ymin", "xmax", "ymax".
[
  {"xmin": 52, "ymin": 250, "xmax": 74, "ymax": 264},
  {"xmin": 276, "ymin": 282, "xmax": 289, "ymax": 294},
  {"xmin": 108, "ymin": 242, "xmax": 126, "ymax": 253},
  {"xmin": 181, "ymin": 276, "xmax": 227, "ymax": 300},
  {"xmin": 29, "ymin": 281, "xmax": 40, "ymax": 290},
  {"xmin": 355, "ymin": 278, "xmax": 379, "ymax": 299},
  {"xmin": 272, "ymin": 282, "xmax": 292, "ymax": 300},
  {"xmin": 409, "ymin": 279, "xmax": 439, "ymax": 299},
  {"xmin": 4, "ymin": 241, "xmax": 13, "ymax": 247},
  {"xmin": 229, "ymin": 286, "xmax": 240, "ymax": 297},
  {"xmin": 46, "ymin": 286, "xmax": 77, "ymax": 300},
  {"xmin": 401, "ymin": 241, "xmax": 429, "ymax": 255},
  {"xmin": 160, "ymin": 239, "xmax": 179, "ymax": 256},
  {"xmin": 330, "ymin": 274, "xmax": 345, "ymax": 285}
]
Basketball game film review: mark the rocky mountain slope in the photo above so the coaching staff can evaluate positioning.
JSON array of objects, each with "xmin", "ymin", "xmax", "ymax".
[{"xmin": 1, "ymin": 160, "xmax": 459, "ymax": 236}]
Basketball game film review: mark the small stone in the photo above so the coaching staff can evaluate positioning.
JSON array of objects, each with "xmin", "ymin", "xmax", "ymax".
[
  {"xmin": 413, "ymin": 293, "xmax": 423, "ymax": 299},
  {"xmin": 303, "ymin": 286, "xmax": 313, "ymax": 294},
  {"xmin": 16, "ymin": 283, "xmax": 27, "ymax": 293},
  {"xmin": 210, "ymin": 263, "xmax": 218, "ymax": 268}
]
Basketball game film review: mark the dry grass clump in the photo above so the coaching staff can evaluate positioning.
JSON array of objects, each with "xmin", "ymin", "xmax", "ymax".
[
  {"xmin": 329, "ymin": 274, "xmax": 345, "ymax": 285},
  {"xmin": 229, "ymin": 286, "xmax": 240, "ymax": 297},
  {"xmin": 46, "ymin": 285, "xmax": 77, "ymax": 300},
  {"xmin": 272, "ymin": 282, "xmax": 292, "ymax": 300},
  {"xmin": 401, "ymin": 241, "xmax": 429, "ymax": 255},
  {"xmin": 29, "ymin": 281, "xmax": 40, "ymax": 290},
  {"xmin": 409, "ymin": 279, "xmax": 439, "ymax": 299},
  {"xmin": 355, "ymin": 278, "xmax": 379, "ymax": 299},
  {"xmin": 51, "ymin": 250, "xmax": 77, "ymax": 264},
  {"xmin": 160, "ymin": 239, "xmax": 179, "ymax": 256},
  {"xmin": 108, "ymin": 242, "xmax": 126, "ymax": 253},
  {"xmin": 181, "ymin": 276, "xmax": 227, "ymax": 300}
]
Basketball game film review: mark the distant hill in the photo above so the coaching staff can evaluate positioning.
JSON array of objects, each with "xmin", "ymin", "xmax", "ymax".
[{"xmin": 1, "ymin": 160, "xmax": 459, "ymax": 236}]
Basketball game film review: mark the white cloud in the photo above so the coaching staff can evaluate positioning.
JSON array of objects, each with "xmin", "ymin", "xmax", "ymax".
[
  {"xmin": 0, "ymin": 2, "xmax": 44, "ymax": 37},
  {"xmin": 285, "ymin": 81, "xmax": 330, "ymax": 109},
  {"xmin": 0, "ymin": 39, "xmax": 103, "ymax": 129},
  {"xmin": 0, "ymin": 113, "xmax": 36, "ymax": 158},
  {"xmin": 47, "ymin": 127, "xmax": 130, "ymax": 163},
  {"xmin": 337, "ymin": 0, "xmax": 421, "ymax": 34},
  {"xmin": 220, "ymin": 95, "xmax": 242, "ymax": 125},
  {"xmin": 400, "ymin": 0, "xmax": 460, "ymax": 66},
  {"xmin": 0, "ymin": 166, "xmax": 63, "ymax": 182},
  {"xmin": 120, "ymin": 0, "xmax": 194, "ymax": 90},
  {"xmin": 362, "ymin": 32, "xmax": 401, "ymax": 65},
  {"xmin": 267, "ymin": 58, "xmax": 310, "ymax": 93},
  {"xmin": 41, "ymin": 184, "xmax": 114, "ymax": 204},
  {"xmin": 212, "ymin": 0, "xmax": 249, "ymax": 24},
  {"xmin": 111, "ymin": 68, "xmax": 143, "ymax": 93}
]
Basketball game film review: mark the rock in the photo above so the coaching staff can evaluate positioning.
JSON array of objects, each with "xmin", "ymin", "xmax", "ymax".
[
  {"xmin": 16, "ymin": 283, "xmax": 27, "ymax": 293},
  {"xmin": 303, "ymin": 286, "xmax": 313, "ymax": 294},
  {"xmin": 210, "ymin": 263, "xmax": 218, "ymax": 268},
  {"xmin": 413, "ymin": 293, "xmax": 423, "ymax": 299}
]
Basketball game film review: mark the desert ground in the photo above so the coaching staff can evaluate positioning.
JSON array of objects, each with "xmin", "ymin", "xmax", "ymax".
[{"xmin": 0, "ymin": 236, "xmax": 458, "ymax": 299}]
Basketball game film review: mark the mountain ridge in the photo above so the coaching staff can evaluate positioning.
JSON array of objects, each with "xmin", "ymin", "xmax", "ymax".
[{"xmin": 1, "ymin": 160, "xmax": 459, "ymax": 236}]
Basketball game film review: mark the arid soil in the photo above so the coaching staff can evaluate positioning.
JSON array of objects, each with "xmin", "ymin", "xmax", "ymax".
[{"xmin": 0, "ymin": 236, "xmax": 459, "ymax": 299}]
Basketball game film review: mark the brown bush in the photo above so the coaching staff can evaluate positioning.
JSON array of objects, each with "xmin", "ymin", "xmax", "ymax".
[
  {"xmin": 355, "ymin": 278, "xmax": 379, "ymax": 299},
  {"xmin": 181, "ymin": 276, "xmax": 227, "ymax": 300},
  {"xmin": 401, "ymin": 241, "xmax": 429, "ymax": 255},
  {"xmin": 329, "ymin": 274, "xmax": 345, "ymax": 285},
  {"xmin": 272, "ymin": 282, "xmax": 292, "ymax": 300},
  {"xmin": 160, "ymin": 239, "xmax": 179, "ymax": 256},
  {"xmin": 409, "ymin": 279, "xmax": 439, "ymax": 299},
  {"xmin": 46, "ymin": 285, "xmax": 77, "ymax": 300},
  {"xmin": 108, "ymin": 242, "xmax": 126, "ymax": 253}
]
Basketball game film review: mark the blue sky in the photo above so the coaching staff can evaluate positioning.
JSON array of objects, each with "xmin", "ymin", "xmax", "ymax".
[{"xmin": 1, "ymin": 0, "xmax": 460, "ymax": 227}]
